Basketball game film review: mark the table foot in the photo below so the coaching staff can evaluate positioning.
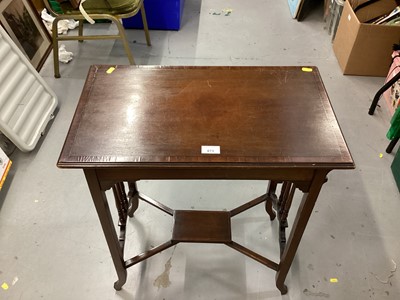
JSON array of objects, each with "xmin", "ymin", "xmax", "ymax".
[
  {"xmin": 113, "ymin": 278, "xmax": 125, "ymax": 291},
  {"xmin": 113, "ymin": 268, "xmax": 127, "ymax": 290},
  {"xmin": 277, "ymin": 282, "xmax": 288, "ymax": 295}
]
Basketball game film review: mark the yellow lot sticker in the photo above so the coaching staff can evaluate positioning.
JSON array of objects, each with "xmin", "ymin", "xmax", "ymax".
[
  {"xmin": 302, "ymin": 67, "xmax": 313, "ymax": 72},
  {"xmin": 330, "ymin": 278, "xmax": 338, "ymax": 283},
  {"xmin": 106, "ymin": 67, "xmax": 116, "ymax": 74},
  {"xmin": 1, "ymin": 282, "xmax": 9, "ymax": 290}
]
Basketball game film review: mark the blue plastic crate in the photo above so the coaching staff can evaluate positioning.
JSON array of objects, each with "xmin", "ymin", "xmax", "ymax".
[{"xmin": 122, "ymin": 0, "xmax": 185, "ymax": 30}]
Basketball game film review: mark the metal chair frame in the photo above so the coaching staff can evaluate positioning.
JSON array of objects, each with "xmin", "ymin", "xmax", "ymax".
[{"xmin": 43, "ymin": 1, "xmax": 151, "ymax": 78}]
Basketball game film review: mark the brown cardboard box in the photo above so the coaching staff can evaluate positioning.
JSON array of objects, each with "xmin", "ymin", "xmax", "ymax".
[
  {"xmin": 333, "ymin": 0, "xmax": 400, "ymax": 76},
  {"xmin": 0, "ymin": 147, "xmax": 11, "ymax": 190}
]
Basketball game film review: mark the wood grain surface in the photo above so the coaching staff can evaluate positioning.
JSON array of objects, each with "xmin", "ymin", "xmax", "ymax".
[{"xmin": 58, "ymin": 66, "xmax": 354, "ymax": 169}]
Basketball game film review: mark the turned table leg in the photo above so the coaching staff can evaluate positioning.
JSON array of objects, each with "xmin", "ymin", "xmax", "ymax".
[
  {"xmin": 127, "ymin": 181, "xmax": 139, "ymax": 217},
  {"xmin": 265, "ymin": 181, "xmax": 278, "ymax": 221}
]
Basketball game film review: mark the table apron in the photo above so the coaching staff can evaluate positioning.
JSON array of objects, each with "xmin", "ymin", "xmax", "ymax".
[{"xmin": 94, "ymin": 167, "xmax": 322, "ymax": 183}]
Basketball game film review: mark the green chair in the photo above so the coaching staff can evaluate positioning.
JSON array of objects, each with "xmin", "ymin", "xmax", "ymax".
[{"xmin": 44, "ymin": 0, "xmax": 151, "ymax": 78}]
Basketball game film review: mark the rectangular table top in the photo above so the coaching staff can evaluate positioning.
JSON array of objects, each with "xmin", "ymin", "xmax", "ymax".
[{"xmin": 57, "ymin": 66, "xmax": 354, "ymax": 169}]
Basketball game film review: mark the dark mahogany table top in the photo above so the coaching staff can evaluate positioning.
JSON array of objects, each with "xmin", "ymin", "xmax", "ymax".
[{"xmin": 58, "ymin": 65, "xmax": 354, "ymax": 169}]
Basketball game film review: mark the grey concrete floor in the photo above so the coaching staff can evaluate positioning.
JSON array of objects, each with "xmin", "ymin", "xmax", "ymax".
[{"xmin": 1, "ymin": 0, "xmax": 400, "ymax": 299}]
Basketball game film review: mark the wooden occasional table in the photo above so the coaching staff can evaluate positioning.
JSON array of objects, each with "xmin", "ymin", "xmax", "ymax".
[{"xmin": 58, "ymin": 65, "xmax": 354, "ymax": 294}]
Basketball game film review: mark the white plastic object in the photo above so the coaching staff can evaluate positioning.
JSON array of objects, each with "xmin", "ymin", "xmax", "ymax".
[
  {"xmin": 0, "ymin": 26, "xmax": 58, "ymax": 152},
  {"xmin": 59, "ymin": 44, "xmax": 73, "ymax": 63}
]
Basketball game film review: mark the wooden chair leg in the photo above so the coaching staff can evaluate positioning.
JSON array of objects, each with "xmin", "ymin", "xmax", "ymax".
[{"xmin": 140, "ymin": 5, "xmax": 151, "ymax": 46}]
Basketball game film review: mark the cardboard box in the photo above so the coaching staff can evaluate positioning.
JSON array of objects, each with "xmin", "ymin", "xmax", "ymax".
[
  {"xmin": 333, "ymin": 0, "xmax": 400, "ymax": 76},
  {"xmin": 0, "ymin": 147, "xmax": 11, "ymax": 190}
]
